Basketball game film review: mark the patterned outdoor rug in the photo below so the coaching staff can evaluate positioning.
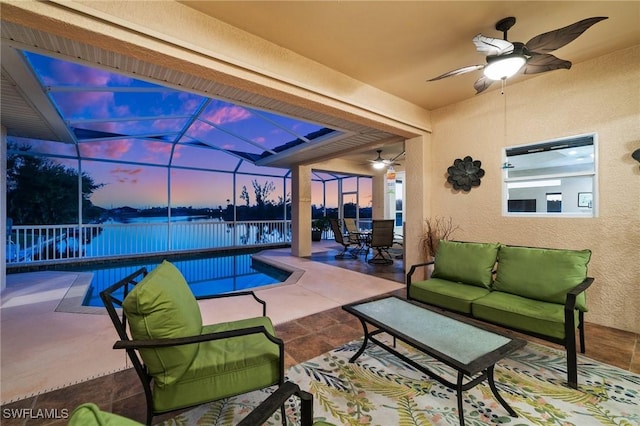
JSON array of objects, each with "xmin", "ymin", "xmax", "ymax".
[{"xmin": 159, "ymin": 336, "xmax": 640, "ymax": 425}]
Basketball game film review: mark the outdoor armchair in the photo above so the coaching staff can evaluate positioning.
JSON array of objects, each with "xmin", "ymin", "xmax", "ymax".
[
  {"xmin": 329, "ymin": 218, "xmax": 357, "ymax": 259},
  {"xmin": 100, "ymin": 260, "xmax": 285, "ymax": 425},
  {"xmin": 367, "ymin": 219, "xmax": 395, "ymax": 264},
  {"xmin": 342, "ymin": 218, "xmax": 360, "ymax": 244}
]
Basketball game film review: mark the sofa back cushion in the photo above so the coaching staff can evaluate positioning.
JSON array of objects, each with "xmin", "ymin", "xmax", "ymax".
[
  {"xmin": 431, "ymin": 240, "xmax": 499, "ymax": 288},
  {"xmin": 123, "ymin": 260, "xmax": 202, "ymax": 385},
  {"xmin": 494, "ymin": 245, "xmax": 591, "ymax": 311}
]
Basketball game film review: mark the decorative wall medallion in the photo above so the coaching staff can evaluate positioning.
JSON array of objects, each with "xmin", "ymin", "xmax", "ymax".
[{"xmin": 447, "ymin": 156, "xmax": 485, "ymax": 191}]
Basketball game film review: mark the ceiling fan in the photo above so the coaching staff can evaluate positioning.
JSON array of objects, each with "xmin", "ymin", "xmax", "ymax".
[
  {"xmin": 428, "ymin": 16, "xmax": 608, "ymax": 94},
  {"xmin": 369, "ymin": 149, "xmax": 404, "ymax": 169}
]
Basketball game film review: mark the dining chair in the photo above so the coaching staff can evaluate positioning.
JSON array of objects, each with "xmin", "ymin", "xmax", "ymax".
[
  {"xmin": 329, "ymin": 218, "xmax": 357, "ymax": 259},
  {"xmin": 367, "ymin": 219, "xmax": 395, "ymax": 264}
]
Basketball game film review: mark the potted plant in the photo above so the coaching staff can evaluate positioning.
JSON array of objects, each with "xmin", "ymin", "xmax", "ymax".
[
  {"xmin": 420, "ymin": 216, "xmax": 459, "ymax": 260},
  {"xmin": 312, "ymin": 217, "xmax": 331, "ymax": 241}
]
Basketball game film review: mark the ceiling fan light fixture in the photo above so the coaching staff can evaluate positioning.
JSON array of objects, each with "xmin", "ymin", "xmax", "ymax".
[
  {"xmin": 483, "ymin": 55, "xmax": 526, "ymax": 80},
  {"xmin": 372, "ymin": 161, "xmax": 386, "ymax": 170}
]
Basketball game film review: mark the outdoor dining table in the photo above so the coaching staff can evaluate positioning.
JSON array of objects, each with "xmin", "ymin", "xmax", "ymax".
[{"xmin": 350, "ymin": 230, "xmax": 371, "ymax": 256}]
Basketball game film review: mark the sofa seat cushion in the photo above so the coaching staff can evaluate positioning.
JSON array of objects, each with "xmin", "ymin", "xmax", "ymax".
[
  {"xmin": 152, "ymin": 316, "xmax": 281, "ymax": 412},
  {"xmin": 472, "ymin": 291, "xmax": 579, "ymax": 340},
  {"xmin": 410, "ymin": 278, "xmax": 491, "ymax": 314},
  {"xmin": 494, "ymin": 245, "xmax": 591, "ymax": 311},
  {"xmin": 431, "ymin": 240, "xmax": 499, "ymax": 289}
]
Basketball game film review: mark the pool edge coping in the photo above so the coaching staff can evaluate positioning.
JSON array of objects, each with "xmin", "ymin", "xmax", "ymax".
[{"xmin": 55, "ymin": 248, "xmax": 304, "ymax": 315}]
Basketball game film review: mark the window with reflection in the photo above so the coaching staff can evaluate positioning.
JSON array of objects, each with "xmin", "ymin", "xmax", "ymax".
[{"xmin": 503, "ymin": 134, "xmax": 596, "ymax": 216}]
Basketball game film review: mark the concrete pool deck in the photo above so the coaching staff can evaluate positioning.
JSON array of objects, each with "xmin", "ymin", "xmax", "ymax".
[{"xmin": 0, "ymin": 242, "xmax": 404, "ymax": 404}]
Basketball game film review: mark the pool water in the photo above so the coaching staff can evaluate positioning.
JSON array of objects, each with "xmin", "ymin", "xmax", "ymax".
[{"xmin": 70, "ymin": 250, "xmax": 291, "ymax": 307}]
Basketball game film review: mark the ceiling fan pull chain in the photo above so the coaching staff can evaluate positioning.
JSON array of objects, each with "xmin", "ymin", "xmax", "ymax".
[{"xmin": 503, "ymin": 78, "xmax": 508, "ymax": 150}]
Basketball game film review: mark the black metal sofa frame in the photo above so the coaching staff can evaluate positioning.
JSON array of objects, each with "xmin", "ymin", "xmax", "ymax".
[{"xmin": 407, "ymin": 259, "xmax": 594, "ymax": 389}]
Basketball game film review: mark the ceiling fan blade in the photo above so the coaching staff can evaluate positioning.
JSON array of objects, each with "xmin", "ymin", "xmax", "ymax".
[
  {"xmin": 525, "ymin": 17, "xmax": 608, "ymax": 54},
  {"xmin": 427, "ymin": 65, "xmax": 484, "ymax": 81},
  {"xmin": 473, "ymin": 34, "xmax": 514, "ymax": 56},
  {"xmin": 390, "ymin": 151, "xmax": 405, "ymax": 162},
  {"xmin": 522, "ymin": 53, "xmax": 572, "ymax": 74},
  {"xmin": 473, "ymin": 76, "xmax": 493, "ymax": 94}
]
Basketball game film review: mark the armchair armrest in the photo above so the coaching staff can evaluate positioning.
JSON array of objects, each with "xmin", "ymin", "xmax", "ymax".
[
  {"xmin": 113, "ymin": 325, "xmax": 283, "ymax": 350},
  {"xmin": 237, "ymin": 381, "xmax": 314, "ymax": 426},
  {"xmin": 195, "ymin": 290, "xmax": 267, "ymax": 316},
  {"xmin": 564, "ymin": 276, "xmax": 594, "ymax": 312}
]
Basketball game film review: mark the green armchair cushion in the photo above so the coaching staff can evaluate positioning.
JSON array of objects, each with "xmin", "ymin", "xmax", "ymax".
[
  {"xmin": 69, "ymin": 403, "xmax": 142, "ymax": 426},
  {"xmin": 493, "ymin": 245, "xmax": 591, "ymax": 311},
  {"xmin": 431, "ymin": 240, "xmax": 499, "ymax": 288},
  {"xmin": 152, "ymin": 316, "xmax": 282, "ymax": 412},
  {"xmin": 123, "ymin": 260, "xmax": 202, "ymax": 386}
]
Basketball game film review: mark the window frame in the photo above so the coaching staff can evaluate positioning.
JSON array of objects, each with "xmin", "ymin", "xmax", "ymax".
[{"xmin": 502, "ymin": 133, "xmax": 598, "ymax": 218}]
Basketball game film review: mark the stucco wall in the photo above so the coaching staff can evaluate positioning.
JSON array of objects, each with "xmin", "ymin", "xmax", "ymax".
[{"xmin": 429, "ymin": 45, "xmax": 640, "ymax": 333}]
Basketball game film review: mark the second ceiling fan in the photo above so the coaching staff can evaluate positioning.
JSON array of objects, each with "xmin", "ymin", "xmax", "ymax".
[
  {"xmin": 428, "ymin": 16, "xmax": 608, "ymax": 94},
  {"xmin": 369, "ymin": 150, "xmax": 404, "ymax": 169}
]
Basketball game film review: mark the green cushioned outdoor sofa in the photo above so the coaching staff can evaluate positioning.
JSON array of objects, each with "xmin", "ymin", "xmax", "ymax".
[{"xmin": 407, "ymin": 240, "xmax": 593, "ymax": 389}]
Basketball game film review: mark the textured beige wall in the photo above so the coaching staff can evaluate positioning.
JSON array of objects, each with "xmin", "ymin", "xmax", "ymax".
[{"xmin": 429, "ymin": 45, "xmax": 640, "ymax": 333}]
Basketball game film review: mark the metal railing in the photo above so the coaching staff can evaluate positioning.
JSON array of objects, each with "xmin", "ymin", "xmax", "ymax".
[{"xmin": 5, "ymin": 220, "xmax": 292, "ymax": 266}]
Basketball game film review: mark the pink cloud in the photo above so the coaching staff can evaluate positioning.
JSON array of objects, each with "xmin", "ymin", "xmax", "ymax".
[
  {"xmin": 49, "ymin": 60, "xmax": 133, "ymax": 86},
  {"xmin": 139, "ymin": 141, "xmax": 178, "ymax": 163},
  {"xmin": 178, "ymin": 95, "xmax": 203, "ymax": 114},
  {"xmin": 79, "ymin": 139, "xmax": 132, "ymax": 159},
  {"xmin": 102, "ymin": 139, "xmax": 133, "ymax": 158},
  {"xmin": 51, "ymin": 61, "xmax": 110, "ymax": 85},
  {"xmin": 145, "ymin": 142, "xmax": 173, "ymax": 155},
  {"xmin": 188, "ymin": 120, "xmax": 210, "ymax": 135},
  {"xmin": 204, "ymin": 105, "xmax": 251, "ymax": 126},
  {"xmin": 111, "ymin": 167, "xmax": 142, "ymax": 185},
  {"xmin": 113, "ymin": 104, "xmax": 131, "ymax": 118},
  {"xmin": 111, "ymin": 167, "xmax": 142, "ymax": 176}
]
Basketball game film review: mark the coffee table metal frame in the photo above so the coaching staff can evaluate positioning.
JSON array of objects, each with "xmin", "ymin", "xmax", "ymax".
[{"xmin": 343, "ymin": 296, "xmax": 526, "ymax": 426}]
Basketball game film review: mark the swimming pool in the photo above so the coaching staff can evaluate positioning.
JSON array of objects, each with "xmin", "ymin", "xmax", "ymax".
[{"xmin": 64, "ymin": 250, "xmax": 293, "ymax": 307}]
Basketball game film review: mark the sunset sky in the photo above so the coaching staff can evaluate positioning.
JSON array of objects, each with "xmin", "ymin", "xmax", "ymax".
[{"xmin": 12, "ymin": 51, "xmax": 371, "ymax": 210}]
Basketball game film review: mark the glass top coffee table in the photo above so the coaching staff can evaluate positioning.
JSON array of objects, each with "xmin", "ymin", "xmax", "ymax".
[{"xmin": 343, "ymin": 296, "xmax": 526, "ymax": 426}]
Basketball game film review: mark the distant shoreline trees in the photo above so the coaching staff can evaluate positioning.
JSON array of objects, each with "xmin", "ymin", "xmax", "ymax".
[{"xmin": 6, "ymin": 143, "xmax": 104, "ymax": 225}]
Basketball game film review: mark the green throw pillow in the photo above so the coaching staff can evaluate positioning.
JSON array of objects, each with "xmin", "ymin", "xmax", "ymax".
[
  {"xmin": 69, "ymin": 403, "xmax": 143, "ymax": 425},
  {"xmin": 431, "ymin": 240, "xmax": 499, "ymax": 288},
  {"xmin": 123, "ymin": 260, "xmax": 202, "ymax": 385},
  {"xmin": 494, "ymin": 245, "xmax": 591, "ymax": 311}
]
